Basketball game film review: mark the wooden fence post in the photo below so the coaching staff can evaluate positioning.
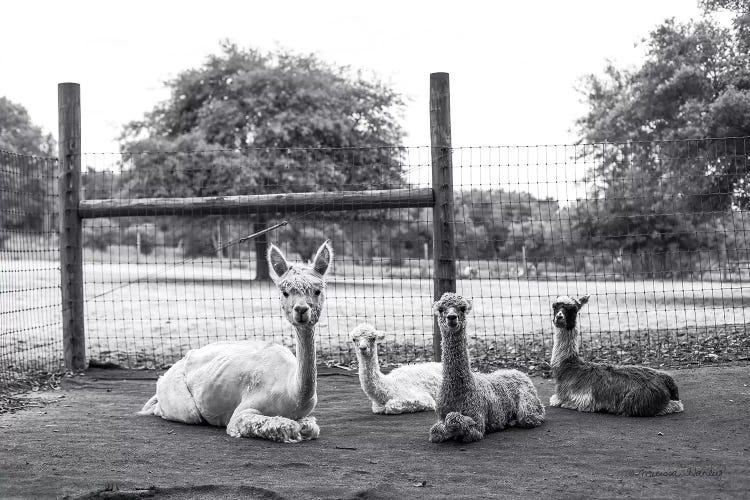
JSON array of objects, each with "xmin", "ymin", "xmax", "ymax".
[
  {"xmin": 58, "ymin": 83, "xmax": 85, "ymax": 371},
  {"xmin": 430, "ymin": 72, "xmax": 456, "ymax": 362}
]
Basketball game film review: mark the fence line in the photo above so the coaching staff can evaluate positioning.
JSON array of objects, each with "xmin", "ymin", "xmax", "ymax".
[
  {"xmin": 2, "ymin": 75, "xmax": 750, "ymax": 390},
  {"xmin": 0, "ymin": 148, "xmax": 62, "ymax": 388},
  {"xmin": 4, "ymin": 142, "xmax": 750, "ymax": 378},
  {"xmin": 75, "ymin": 147, "xmax": 439, "ymax": 369},
  {"xmin": 69, "ymin": 137, "xmax": 750, "ymax": 371}
]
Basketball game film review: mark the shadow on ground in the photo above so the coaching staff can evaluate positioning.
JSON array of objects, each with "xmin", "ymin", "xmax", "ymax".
[{"xmin": 0, "ymin": 365, "xmax": 748, "ymax": 499}]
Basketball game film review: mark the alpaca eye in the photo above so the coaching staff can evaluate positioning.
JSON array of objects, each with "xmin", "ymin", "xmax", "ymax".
[
  {"xmin": 438, "ymin": 307, "xmax": 445, "ymax": 314},
  {"xmin": 459, "ymin": 307, "xmax": 466, "ymax": 313},
  {"xmin": 282, "ymin": 291, "xmax": 289, "ymax": 298},
  {"xmin": 314, "ymin": 290, "xmax": 321, "ymax": 296}
]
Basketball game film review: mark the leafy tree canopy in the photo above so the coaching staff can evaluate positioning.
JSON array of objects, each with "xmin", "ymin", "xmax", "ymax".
[
  {"xmin": 0, "ymin": 97, "xmax": 56, "ymax": 234},
  {"xmin": 0, "ymin": 97, "xmax": 55, "ymax": 156},
  {"xmin": 118, "ymin": 43, "xmax": 406, "ymax": 269},
  {"xmin": 120, "ymin": 42, "xmax": 406, "ymax": 197},
  {"xmin": 575, "ymin": 1, "xmax": 750, "ymax": 252}
]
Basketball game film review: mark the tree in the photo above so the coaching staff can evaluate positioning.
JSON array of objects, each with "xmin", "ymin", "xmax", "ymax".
[
  {"xmin": 455, "ymin": 188, "xmax": 559, "ymax": 261},
  {"xmin": 701, "ymin": 1, "xmax": 750, "ymax": 52},
  {"xmin": 120, "ymin": 43, "xmax": 405, "ymax": 276},
  {"xmin": 0, "ymin": 97, "xmax": 55, "ymax": 157},
  {"xmin": 575, "ymin": 2, "xmax": 750, "ymax": 274},
  {"xmin": 0, "ymin": 97, "xmax": 56, "ymax": 241}
]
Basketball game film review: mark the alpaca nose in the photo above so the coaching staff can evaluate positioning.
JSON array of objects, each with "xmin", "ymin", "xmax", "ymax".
[
  {"xmin": 447, "ymin": 313, "xmax": 458, "ymax": 321},
  {"xmin": 294, "ymin": 304, "xmax": 310, "ymax": 314}
]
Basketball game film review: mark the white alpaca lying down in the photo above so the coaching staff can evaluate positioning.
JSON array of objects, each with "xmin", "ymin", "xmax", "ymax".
[
  {"xmin": 350, "ymin": 324, "xmax": 442, "ymax": 414},
  {"xmin": 138, "ymin": 241, "xmax": 333, "ymax": 443}
]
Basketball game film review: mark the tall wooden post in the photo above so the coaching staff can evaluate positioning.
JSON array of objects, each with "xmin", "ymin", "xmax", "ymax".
[
  {"xmin": 58, "ymin": 83, "xmax": 86, "ymax": 371},
  {"xmin": 430, "ymin": 72, "xmax": 456, "ymax": 361}
]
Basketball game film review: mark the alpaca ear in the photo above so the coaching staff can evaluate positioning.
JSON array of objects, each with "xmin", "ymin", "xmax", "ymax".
[
  {"xmin": 432, "ymin": 301, "xmax": 440, "ymax": 316},
  {"xmin": 578, "ymin": 295, "xmax": 590, "ymax": 307},
  {"xmin": 464, "ymin": 298, "xmax": 473, "ymax": 312},
  {"xmin": 267, "ymin": 243, "xmax": 289, "ymax": 281},
  {"xmin": 312, "ymin": 240, "xmax": 333, "ymax": 276}
]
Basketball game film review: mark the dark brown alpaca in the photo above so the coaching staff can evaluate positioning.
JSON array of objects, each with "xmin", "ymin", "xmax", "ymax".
[{"xmin": 550, "ymin": 295, "xmax": 683, "ymax": 417}]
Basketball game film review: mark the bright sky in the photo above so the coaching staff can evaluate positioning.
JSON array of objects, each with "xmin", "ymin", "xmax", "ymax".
[{"xmin": 0, "ymin": 0, "xmax": 705, "ymax": 156}]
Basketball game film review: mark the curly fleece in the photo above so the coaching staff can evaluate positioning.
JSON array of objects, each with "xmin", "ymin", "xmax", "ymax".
[{"xmin": 430, "ymin": 292, "xmax": 545, "ymax": 443}]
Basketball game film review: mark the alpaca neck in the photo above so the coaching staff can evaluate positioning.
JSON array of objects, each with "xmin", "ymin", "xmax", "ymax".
[
  {"xmin": 357, "ymin": 350, "xmax": 389, "ymax": 402},
  {"xmin": 441, "ymin": 329, "xmax": 475, "ymax": 389},
  {"xmin": 293, "ymin": 325, "xmax": 317, "ymax": 407},
  {"xmin": 551, "ymin": 327, "xmax": 582, "ymax": 372}
]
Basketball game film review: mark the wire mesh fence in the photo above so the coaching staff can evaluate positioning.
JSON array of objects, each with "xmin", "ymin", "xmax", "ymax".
[
  {"xmin": 0, "ymin": 149, "xmax": 62, "ymax": 389},
  {"xmin": 78, "ymin": 147, "xmax": 436, "ymax": 368},
  {"xmin": 3, "ymin": 137, "xmax": 750, "ymax": 386},
  {"xmin": 449, "ymin": 138, "xmax": 750, "ymax": 369},
  {"xmin": 77, "ymin": 138, "xmax": 750, "ymax": 370}
]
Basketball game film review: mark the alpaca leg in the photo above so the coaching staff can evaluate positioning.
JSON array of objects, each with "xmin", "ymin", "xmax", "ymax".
[
  {"xmin": 297, "ymin": 416, "xmax": 320, "ymax": 440},
  {"xmin": 384, "ymin": 399, "xmax": 409, "ymax": 414},
  {"xmin": 656, "ymin": 400, "xmax": 684, "ymax": 416},
  {"xmin": 550, "ymin": 393, "xmax": 581, "ymax": 411},
  {"xmin": 151, "ymin": 362, "xmax": 203, "ymax": 424},
  {"xmin": 371, "ymin": 401, "xmax": 386, "ymax": 414},
  {"xmin": 515, "ymin": 392, "xmax": 546, "ymax": 428},
  {"xmin": 138, "ymin": 394, "xmax": 160, "ymax": 416},
  {"xmin": 619, "ymin": 390, "xmax": 662, "ymax": 417},
  {"xmin": 444, "ymin": 412, "xmax": 483, "ymax": 443},
  {"xmin": 384, "ymin": 397, "xmax": 433, "ymax": 414},
  {"xmin": 429, "ymin": 421, "xmax": 456, "ymax": 443},
  {"xmin": 227, "ymin": 407, "xmax": 303, "ymax": 443},
  {"xmin": 418, "ymin": 394, "xmax": 437, "ymax": 411},
  {"xmin": 559, "ymin": 399, "xmax": 583, "ymax": 411},
  {"xmin": 568, "ymin": 391, "xmax": 595, "ymax": 412}
]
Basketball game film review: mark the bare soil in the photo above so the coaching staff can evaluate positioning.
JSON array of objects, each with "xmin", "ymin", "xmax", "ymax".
[{"xmin": 1, "ymin": 365, "xmax": 748, "ymax": 499}]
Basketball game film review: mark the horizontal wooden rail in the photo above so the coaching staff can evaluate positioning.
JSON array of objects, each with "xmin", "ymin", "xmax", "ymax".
[{"xmin": 78, "ymin": 187, "xmax": 434, "ymax": 218}]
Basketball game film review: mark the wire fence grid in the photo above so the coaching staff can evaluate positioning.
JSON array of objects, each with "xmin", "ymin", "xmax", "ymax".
[
  {"xmin": 2, "ymin": 138, "xmax": 750, "ymax": 387},
  {"xmin": 0, "ymin": 149, "xmax": 61, "ymax": 388}
]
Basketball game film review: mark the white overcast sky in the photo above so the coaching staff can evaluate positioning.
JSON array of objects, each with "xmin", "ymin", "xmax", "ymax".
[{"xmin": 1, "ymin": 0, "xmax": 705, "ymax": 156}]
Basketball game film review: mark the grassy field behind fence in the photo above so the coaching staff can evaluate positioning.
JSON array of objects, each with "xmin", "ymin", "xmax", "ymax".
[{"xmin": 3, "ymin": 256, "xmax": 750, "ymax": 370}]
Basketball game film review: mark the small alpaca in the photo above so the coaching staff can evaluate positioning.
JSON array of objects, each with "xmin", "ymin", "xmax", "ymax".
[
  {"xmin": 350, "ymin": 323, "xmax": 442, "ymax": 414},
  {"xmin": 549, "ymin": 295, "xmax": 684, "ymax": 417},
  {"xmin": 429, "ymin": 293, "xmax": 545, "ymax": 443},
  {"xmin": 138, "ymin": 240, "xmax": 333, "ymax": 443}
]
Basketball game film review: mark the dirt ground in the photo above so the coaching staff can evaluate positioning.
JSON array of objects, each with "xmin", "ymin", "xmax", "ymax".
[{"xmin": 1, "ymin": 365, "xmax": 748, "ymax": 499}]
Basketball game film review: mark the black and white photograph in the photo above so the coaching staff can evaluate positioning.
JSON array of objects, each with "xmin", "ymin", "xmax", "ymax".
[{"xmin": 1, "ymin": 1, "xmax": 748, "ymax": 498}]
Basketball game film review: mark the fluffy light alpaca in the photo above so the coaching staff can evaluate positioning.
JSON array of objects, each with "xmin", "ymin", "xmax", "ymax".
[
  {"xmin": 138, "ymin": 240, "xmax": 333, "ymax": 443},
  {"xmin": 550, "ymin": 294, "xmax": 684, "ymax": 417},
  {"xmin": 350, "ymin": 323, "xmax": 442, "ymax": 414},
  {"xmin": 429, "ymin": 293, "xmax": 545, "ymax": 443}
]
